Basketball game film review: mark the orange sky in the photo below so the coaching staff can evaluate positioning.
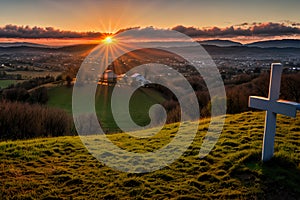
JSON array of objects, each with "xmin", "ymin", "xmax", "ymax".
[
  {"xmin": 0, "ymin": 0, "xmax": 300, "ymax": 45},
  {"xmin": 1, "ymin": 0, "xmax": 299, "ymax": 32}
]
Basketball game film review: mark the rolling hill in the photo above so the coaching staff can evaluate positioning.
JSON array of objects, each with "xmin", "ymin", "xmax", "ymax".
[
  {"xmin": 1, "ymin": 111, "xmax": 299, "ymax": 199},
  {"xmin": 247, "ymin": 39, "xmax": 300, "ymax": 48},
  {"xmin": 1, "ymin": 39, "xmax": 300, "ymax": 60},
  {"xmin": 0, "ymin": 42, "xmax": 49, "ymax": 48},
  {"xmin": 198, "ymin": 39, "xmax": 300, "ymax": 48},
  {"xmin": 198, "ymin": 39, "xmax": 242, "ymax": 47}
]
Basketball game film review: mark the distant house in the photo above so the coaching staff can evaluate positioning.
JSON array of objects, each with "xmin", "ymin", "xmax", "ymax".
[
  {"xmin": 130, "ymin": 73, "xmax": 151, "ymax": 87},
  {"xmin": 99, "ymin": 70, "xmax": 118, "ymax": 84}
]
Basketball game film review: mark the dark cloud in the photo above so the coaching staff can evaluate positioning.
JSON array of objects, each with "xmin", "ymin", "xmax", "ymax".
[
  {"xmin": 1, "ymin": 22, "xmax": 300, "ymax": 39},
  {"xmin": 116, "ymin": 26, "xmax": 188, "ymax": 41},
  {"xmin": 115, "ymin": 26, "xmax": 140, "ymax": 34},
  {"xmin": 283, "ymin": 20, "xmax": 300, "ymax": 27},
  {"xmin": 235, "ymin": 22, "xmax": 249, "ymax": 27},
  {"xmin": 251, "ymin": 22, "xmax": 300, "ymax": 36},
  {"xmin": 0, "ymin": 24, "xmax": 102, "ymax": 38},
  {"xmin": 172, "ymin": 22, "xmax": 300, "ymax": 38}
]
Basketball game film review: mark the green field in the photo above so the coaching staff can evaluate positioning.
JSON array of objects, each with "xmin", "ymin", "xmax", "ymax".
[
  {"xmin": 6, "ymin": 71, "xmax": 62, "ymax": 79},
  {"xmin": 47, "ymin": 85, "xmax": 166, "ymax": 133},
  {"xmin": 0, "ymin": 80, "xmax": 16, "ymax": 89},
  {"xmin": 47, "ymin": 86, "xmax": 73, "ymax": 112},
  {"xmin": 1, "ymin": 111, "xmax": 300, "ymax": 199}
]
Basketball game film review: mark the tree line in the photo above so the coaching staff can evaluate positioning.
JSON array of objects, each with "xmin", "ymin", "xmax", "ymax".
[
  {"xmin": 156, "ymin": 71, "xmax": 300, "ymax": 124},
  {"xmin": 0, "ymin": 70, "xmax": 298, "ymax": 140}
]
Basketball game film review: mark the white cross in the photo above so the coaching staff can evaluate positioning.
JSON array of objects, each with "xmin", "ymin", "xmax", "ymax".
[{"xmin": 249, "ymin": 63, "xmax": 300, "ymax": 162}]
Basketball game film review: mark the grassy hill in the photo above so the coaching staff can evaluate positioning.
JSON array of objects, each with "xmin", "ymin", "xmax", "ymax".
[{"xmin": 0, "ymin": 111, "xmax": 300, "ymax": 199}]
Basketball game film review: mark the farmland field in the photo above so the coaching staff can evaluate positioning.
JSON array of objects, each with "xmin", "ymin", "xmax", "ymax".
[
  {"xmin": 6, "ymin": 71, "xmax": 62, "ymax": 79},
  {"xmin": 47, "ymin": 85, "xmax": 166, "ymax": 133},
  {"xmin": 0, "ymin": 80, "xmax": 18, "ymax": 89}
]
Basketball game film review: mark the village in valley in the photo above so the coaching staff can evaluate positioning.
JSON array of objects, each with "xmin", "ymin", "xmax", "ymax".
[{"xmin": 1, "ymin": 42, "xmax": 300, "ymax": 90}]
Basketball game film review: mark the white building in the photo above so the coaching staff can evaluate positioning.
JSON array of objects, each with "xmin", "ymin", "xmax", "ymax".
[{"xmin": 130, "ymin": 73, "xmax": 151, "ymax": 87}]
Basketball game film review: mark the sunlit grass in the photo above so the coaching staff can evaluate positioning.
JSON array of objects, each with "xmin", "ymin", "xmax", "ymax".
[{"xmin": 0, "ymin": 111, "xmax": 299, "ymax": 199}]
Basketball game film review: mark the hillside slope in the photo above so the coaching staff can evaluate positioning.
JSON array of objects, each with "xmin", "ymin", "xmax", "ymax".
[{"xmin": 0, "ymin": 111, "xmax": 300, "ymax": 199}]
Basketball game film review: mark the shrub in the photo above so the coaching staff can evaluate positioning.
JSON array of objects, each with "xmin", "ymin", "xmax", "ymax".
[
  {"xmin": 0, "ymin": 101, "xmax": 73, "ymax": 140},
  {"xmin": 2, "ymin": 88, "xmax": 29, "ymax": 102}
]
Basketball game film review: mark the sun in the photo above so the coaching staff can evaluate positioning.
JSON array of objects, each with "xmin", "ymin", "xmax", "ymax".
[{"xmin": 103, "ymin": 36, "xmax": 113, "ymax": 44}]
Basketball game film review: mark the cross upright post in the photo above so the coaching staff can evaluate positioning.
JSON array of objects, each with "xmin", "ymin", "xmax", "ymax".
[{"xmin": 249, "ymin": 63, "xmax": 300, "ymax": 162}]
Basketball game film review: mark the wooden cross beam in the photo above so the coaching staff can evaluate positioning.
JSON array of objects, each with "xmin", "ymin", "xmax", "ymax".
[{"xmin": 249, "ymin": 63, "xmax": 300, "ymax": 162}]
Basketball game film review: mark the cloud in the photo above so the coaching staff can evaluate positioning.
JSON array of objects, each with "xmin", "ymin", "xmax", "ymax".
[
  {"xmin": 291, "ymin": 22, "xmax": 300, "ymax": 26},
  {"xmin": 115, "ymin": 26, "xmax": 140, "ymax": 35},
  {"xmin": 172, "ymin": 22, "xmax": 300, "ymax": 38},
  {"xmin": 1, "ymin": 22, "xmax": 300, "ymax": 39},
  {"xmin": 251, "ymin": 22, "xmax": 300, "ymax": 36},
  {"xmin": 235, "ymin": 22, "xmax": 250, "ymax": 27},
  {"xmin": 282, "ymin": 20, "xmax": 300, "ymax": 27},
  {"xmin": 0, "ymin": 24, "xmax": 102, "ymax": 38},
  {"xmin": 116, "ymin": 26, "xmax": 193, "ymax": 42}
]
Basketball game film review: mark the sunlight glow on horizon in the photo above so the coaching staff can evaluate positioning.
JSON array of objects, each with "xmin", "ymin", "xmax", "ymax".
[
  {"xmin": 104, "ymin": 36, "xmax": 113, "ymax": 44},
  {"xmin": 0, "ymin": 0, "xmax": 299, "ymax": 46}
]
